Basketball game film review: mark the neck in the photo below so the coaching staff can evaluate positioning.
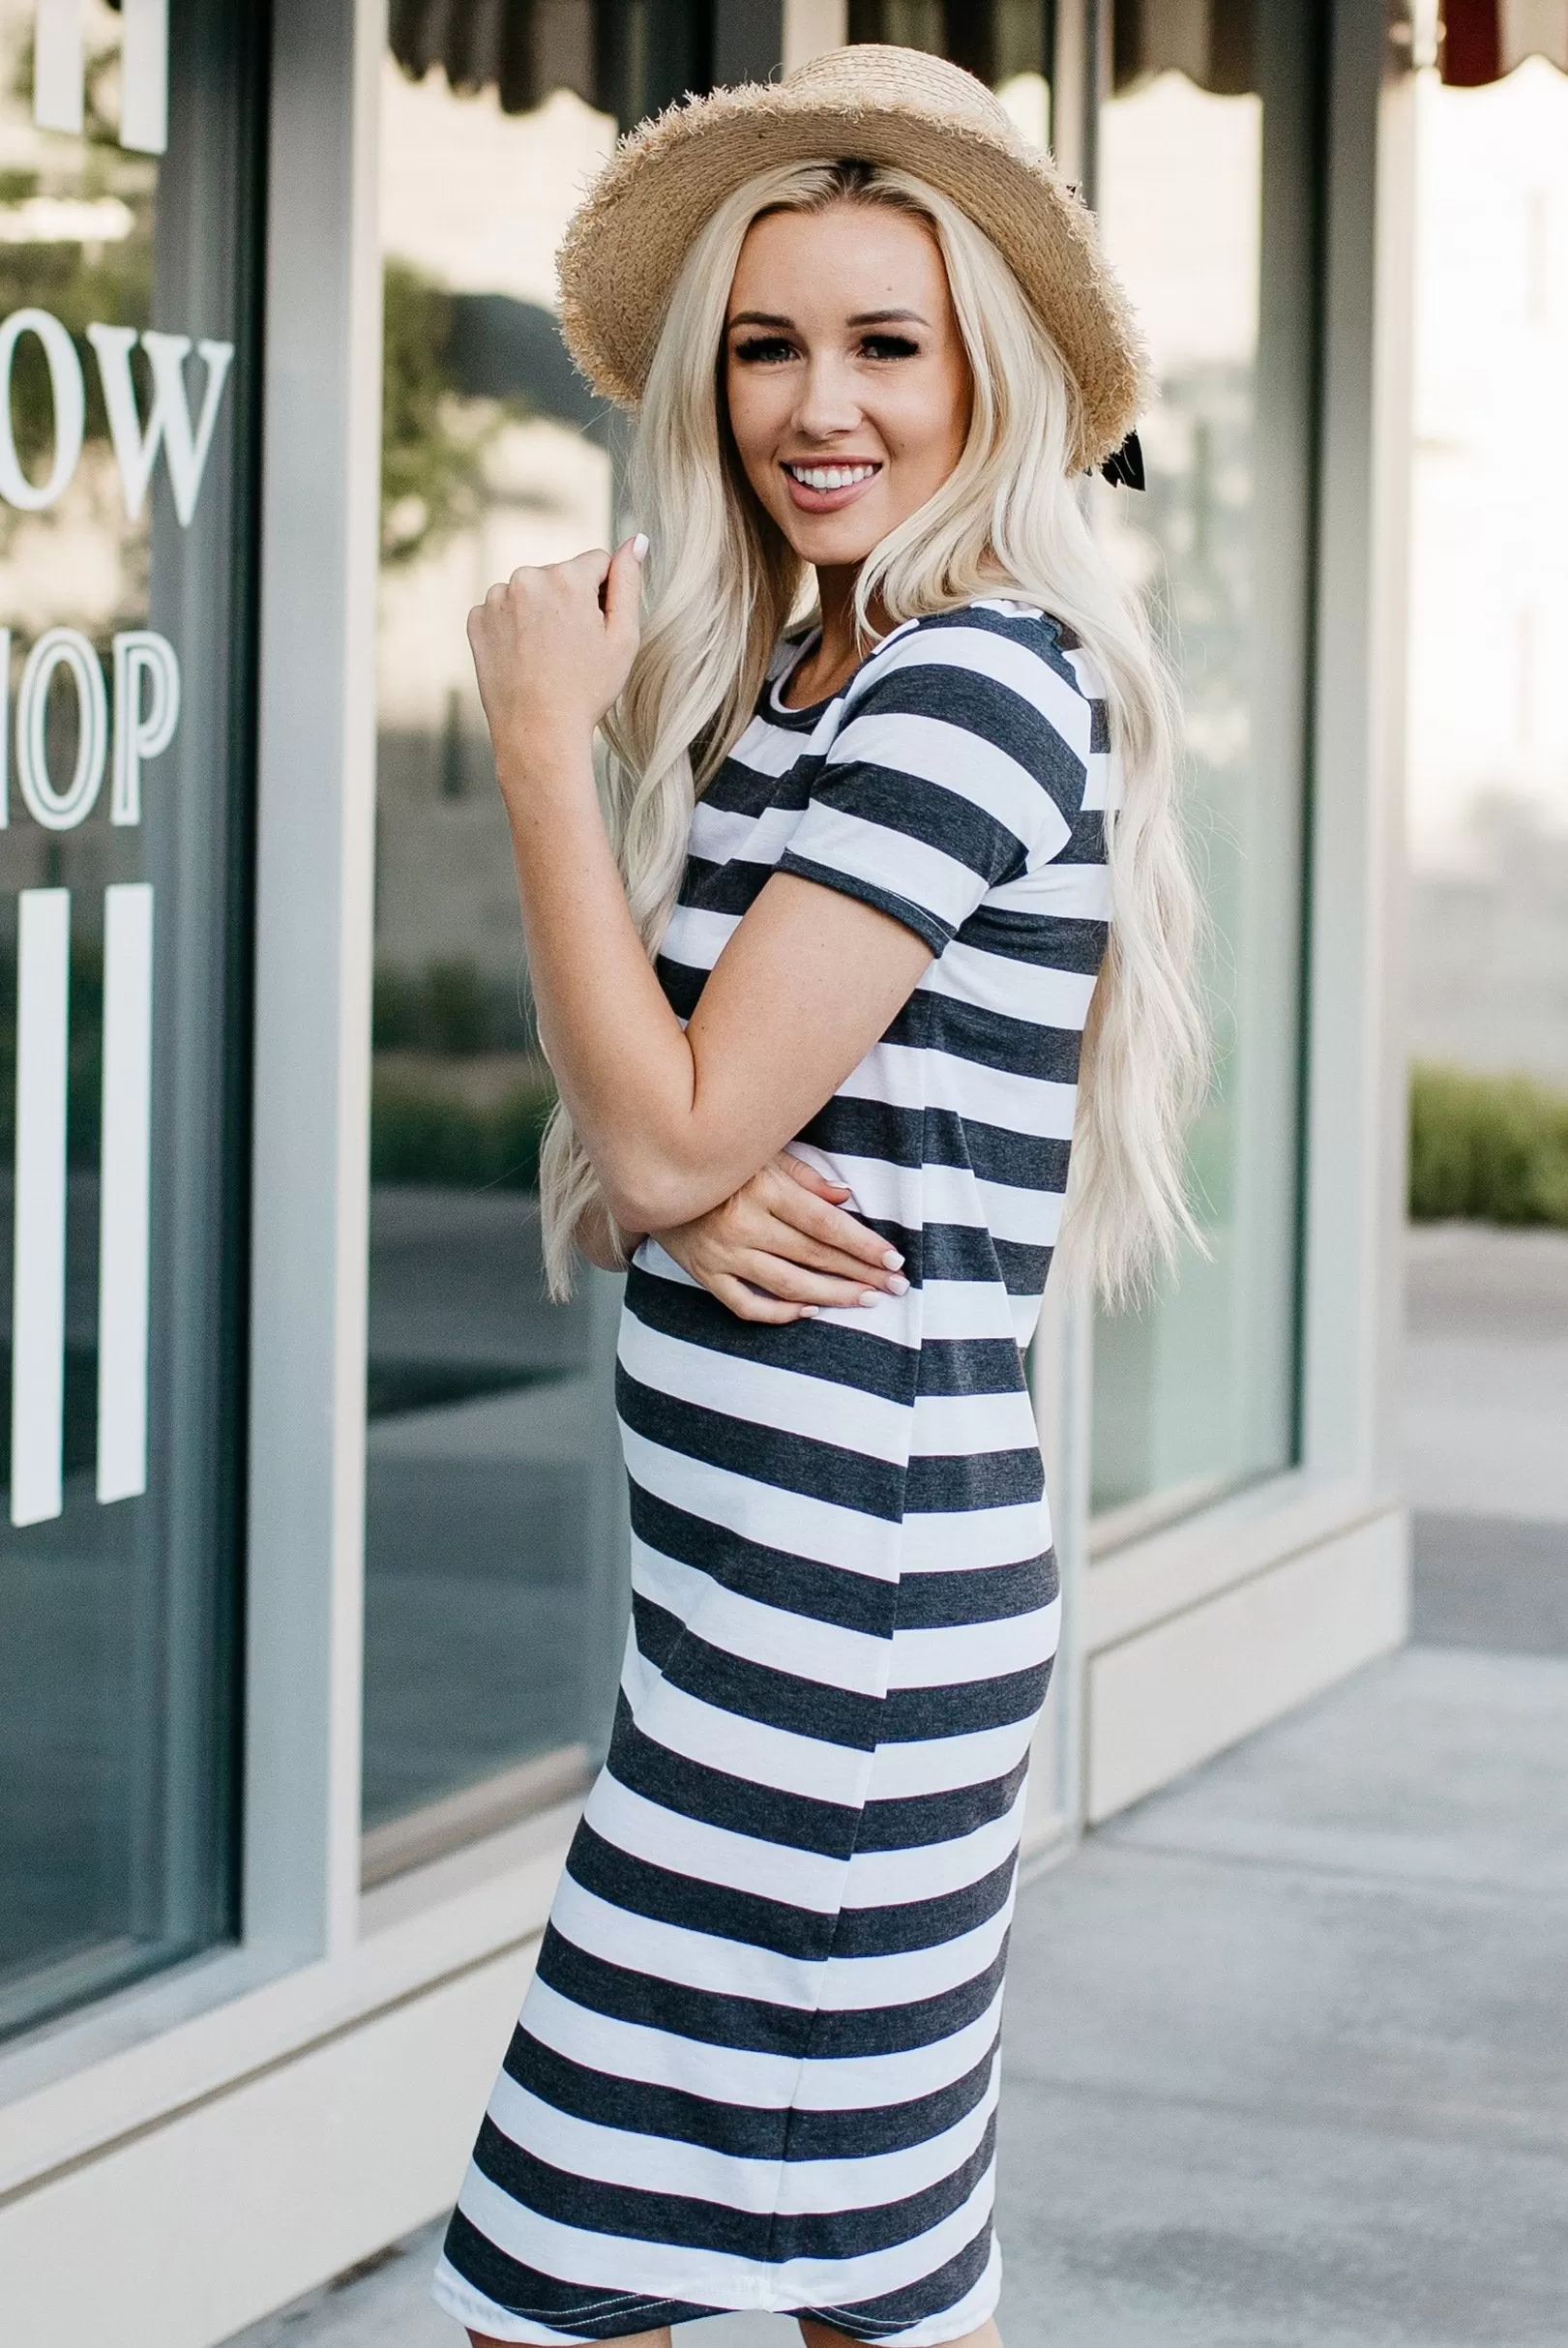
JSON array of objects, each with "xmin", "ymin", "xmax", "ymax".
[{"xmin": 814, "ymin": 562, "xmax": 862, "ymax": 676}]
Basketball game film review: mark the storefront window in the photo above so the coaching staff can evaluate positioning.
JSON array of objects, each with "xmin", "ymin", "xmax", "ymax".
[
  {"xmin": 363, "ymin": 17, "xmax": 703, "ymax": 1875},
  {"xmin": 1088, "ymin": 0, "xmax": 1318, "ymax": 1537},
  {"xmin": 0, "ymin": 0, "xmax": 261, "ymax": 2040}
]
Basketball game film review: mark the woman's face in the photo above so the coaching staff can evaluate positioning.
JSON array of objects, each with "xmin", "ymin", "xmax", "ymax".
[{"xmin": 723, "ymin": 202, "xmax": 972, "ymax": 571}]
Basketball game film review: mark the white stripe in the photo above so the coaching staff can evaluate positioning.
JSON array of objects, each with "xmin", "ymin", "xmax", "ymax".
[
  {"xmin": 838, "ymin": 1039, "xmax": 1079, "ymax": 1139},
  {"xmin": 887, "ymin": 1597, "xmax": 1059, "ymax": 1690},
  {"xmin": 899, "ymin": 1497, "xmax": 1051, "ymax": 1569},
  {"xmin": 684, "ymin": 800, "xmax": 798, "ymax": 866},
  {"xmin": 842, "ymin": 1787, "xmax": 1029, "ymax": 1911},
  {"xmin": 550, "ymin": 1874, "xmax": 822, "ymax": 2010},
  {"xmin": 631, "ymin": 1537, "xmax": 892, "ymax": 1694},
  {"xmin": 11, "ymin": 890, "xmax": 70, "ymax": 1527},
  {"xmin": 519, "ymin": 1971, "xmax": 1004, "ymax": 2115},
  {"xmin": 33, "ymin": 0, "xmax": 84, "ymax": 135},
  {"xmin": 794, "ymin": 1136, "xmax": 1063, "ymax": 1247},
  {"xmin": 850, "ymin": 620, "xmax": 1096, "ymax": 762},
  {"xmin": 989, "ymin": 858, "xmax": 1110, "ymax": 920},
  {"xmin": 618, "ymin": 1647, "xmax": 874, "ymax": 1808},
  {"xmin": 785, "ymin": 803, "xmax": 991, "ymax": 936},
  {"xmin": 859, "ymin": 1715, "xmax": 1038, "ymax": 1799},
  {"xmin": 520, "ymin": 1975, "xmax": 803, "ymax": 2106},
  {"xmin": 726, "ymin": 705, "xmax": 838, "ymax": 773},
  {"xmin": 621, "ymin": 1421, "xmax": 902, "ymax": 1577},
  {"xmin": 918, "ymin": 935, "xmax": 1098, "ymax": 1028},
  {"xmin": 96, "ymin": 883, "xmax": 153, "ymax": 1503},
  {"xmin": 483, "ymin": 2058, "xmax": 999, "ymax": 2218},
  {"xmin": 908, "ymin": 1387, "xmax": 1039, "ymax": 1458},
  {"xmin": 827, "ymin": 709, "xmax": 1070, "ymax": 859},
  {"xmin": 815, "ymin": 1905, "xmax": 1014, "ymax": 2012},
  {"xmin": 452, "ymin": 2128, "xmax": 999, "ymax": 2315},
  {"xmin": 120, "ymin": 0, "xmax": 168, "ymax": 153},
  {"xmin": 594, "ymin": 1727, "xmax": 863, "ymax": 1888},
  {"xmin": 619, "ymin": 1307, "xmax": 912, "ymax": 1464}
]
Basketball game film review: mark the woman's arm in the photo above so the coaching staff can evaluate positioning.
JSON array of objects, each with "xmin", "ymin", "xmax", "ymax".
[
  {"xmin": 575, "ymin": 1194, "xmax": 638, "ymax": 1272},
  {"xmin": 468, "ymin": 547, "xmax": 932, "ymax": 1237}
]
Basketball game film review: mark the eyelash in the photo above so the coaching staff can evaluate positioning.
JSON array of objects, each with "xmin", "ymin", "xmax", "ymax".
[{"xmin": 731, "ymin": 333, "xmax": 921, "ymax": 365}]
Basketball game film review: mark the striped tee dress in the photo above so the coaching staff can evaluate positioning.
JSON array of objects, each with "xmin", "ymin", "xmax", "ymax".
[{"xmin": 434, "ymin": 599, "xmax": 1112, "ymax": 2344}]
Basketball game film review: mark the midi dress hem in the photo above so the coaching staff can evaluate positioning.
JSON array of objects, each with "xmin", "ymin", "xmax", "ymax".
[{"xmin": 431, "ymin": 2235, "xmax": 1002, "ymax": 2342}]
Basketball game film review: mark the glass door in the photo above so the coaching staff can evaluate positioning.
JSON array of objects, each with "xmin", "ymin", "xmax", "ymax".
[
  {"xmin": 1088, "ymin": 0, "xmax": 1320, "ymax": 1542},
  {"xmin": 0, "ymin": 0, "xmax": 263, "ymax": 2040}
]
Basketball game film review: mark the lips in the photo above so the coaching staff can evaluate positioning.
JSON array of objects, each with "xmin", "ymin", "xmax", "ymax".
[{"xmin": 781, "ymin": 459, "xmax": 882, "ymax": 513}]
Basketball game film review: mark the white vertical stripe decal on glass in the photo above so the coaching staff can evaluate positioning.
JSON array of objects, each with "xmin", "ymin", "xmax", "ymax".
[
  {"xmin": 11, "ymin": 889, "xmax": 70, "ymax": 1528},
  {"xmin": 97, "ymin": 883, "xmax": 154, "ymax": 1503},
  {"xmin": 32, "ymin": 0, "xmax": 85, "ymax": 136},
  {"xmin": 0, "ymin": 627, "xmax": 10, "ymax": 826},
  {"xmin": 120, "ymin": 0, "xmax": 168, "ymax": 155}
]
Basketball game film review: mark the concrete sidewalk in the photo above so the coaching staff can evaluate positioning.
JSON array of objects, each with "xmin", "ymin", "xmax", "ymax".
[{"xmin": 229, "ymin": 1643, "xmax": 1568, "ymax": 2348}]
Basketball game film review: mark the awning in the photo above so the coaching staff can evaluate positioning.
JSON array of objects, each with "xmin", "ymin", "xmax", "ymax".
[
  {"xmin": 1441, "ymin": 0, "xmax": 1568, "ymax": 82},
  {"xmin": 387, "ymin": 0, "xmax": 708, "ymax": 126}
]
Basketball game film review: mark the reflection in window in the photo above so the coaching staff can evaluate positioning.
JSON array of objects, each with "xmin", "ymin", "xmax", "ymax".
[
  {"xmin": 0, "ymin": 0, "xmax": 260, "ymax": 2038},
  {"xmin": 364, "ymin": 51, "xmax": 636, "ymax": 1873},
  {"xmin": 1089, "ymin": 0, "xmax": 1317, "ymax": 1536}
]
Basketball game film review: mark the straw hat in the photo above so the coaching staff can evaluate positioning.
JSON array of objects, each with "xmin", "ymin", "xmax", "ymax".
[{"xmin": 556, "ymin": 45, "xmax": 1146, "ymax": 477}]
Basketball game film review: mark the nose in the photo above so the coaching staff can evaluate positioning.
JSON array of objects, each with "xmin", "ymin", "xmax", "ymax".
[{"xmin": 792, "ymin": 350, "xmax": 863, "ymax": 444}]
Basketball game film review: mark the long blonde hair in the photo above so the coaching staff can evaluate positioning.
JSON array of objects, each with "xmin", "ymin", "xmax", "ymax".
[{"xmin": 540, "ymin": 159, "xmax": 1207, "ymax": 1306}]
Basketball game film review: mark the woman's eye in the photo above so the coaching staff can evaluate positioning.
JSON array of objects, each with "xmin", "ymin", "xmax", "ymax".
[
  {"xmin": 732, "ymin": 336, "xmax": 796, "ymax": 364},
  {"xmin": 861, "ymin": 334, "xmax": 920, "ymax": 361}
]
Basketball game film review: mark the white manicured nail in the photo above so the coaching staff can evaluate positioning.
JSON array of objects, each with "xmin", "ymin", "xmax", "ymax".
[
  {"xmin": 799, "ymin": 1306, "xmax": 818, "ymax": 1318},
  {"xmin": 883, "ymin": 1249, "xmax": 903, "ymax": 1268},
  {"xmin": 886, "ymin": 1275, "xmax": 909, "ymax": 1295},
  {"xmin": 631, "ymin": 532, "xmax": 650, "ymax": 559}
]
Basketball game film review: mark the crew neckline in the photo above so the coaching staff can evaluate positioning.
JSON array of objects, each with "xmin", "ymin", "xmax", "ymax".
[{"xmin": 768, "ymin": 626, "xmax": 881, "ymax": 722}]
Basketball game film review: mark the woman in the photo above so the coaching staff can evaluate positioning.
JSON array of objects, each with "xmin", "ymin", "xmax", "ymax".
[{"xmin": 433, "ymin": 45, "xmax": 1204, "ymax": 2348}]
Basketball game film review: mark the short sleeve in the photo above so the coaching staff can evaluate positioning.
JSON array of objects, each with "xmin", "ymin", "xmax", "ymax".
[{"xmin": 776, "ymin": 615, "xmax": 1091, "ymax": 955}]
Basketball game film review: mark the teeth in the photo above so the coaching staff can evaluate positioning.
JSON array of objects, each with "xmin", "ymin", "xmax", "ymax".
[{"xmin": 788, "ymin": 463, "xmax": 876, "ymax": 490}]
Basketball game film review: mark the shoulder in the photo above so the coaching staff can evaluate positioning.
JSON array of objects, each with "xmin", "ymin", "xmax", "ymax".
[{"xmin": 833, "ymin": 601, "xmax": 1102, "ymax": 833}]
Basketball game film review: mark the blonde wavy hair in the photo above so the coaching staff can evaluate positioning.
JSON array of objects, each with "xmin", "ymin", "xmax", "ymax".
[{"xmin": 539, "ymin": 158, "xmax": 1207, "ymax": 1307}]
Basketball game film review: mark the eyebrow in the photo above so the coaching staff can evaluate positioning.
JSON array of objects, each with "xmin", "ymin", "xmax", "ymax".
[{"xmin": 725, "ymin": 308, "xmax": 930, "ymax": 330}]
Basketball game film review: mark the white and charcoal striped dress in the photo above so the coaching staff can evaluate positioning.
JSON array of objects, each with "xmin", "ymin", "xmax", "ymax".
[{"xmin": 434, "ymin": 600, "xmax": 1112, "ymax": 2344}]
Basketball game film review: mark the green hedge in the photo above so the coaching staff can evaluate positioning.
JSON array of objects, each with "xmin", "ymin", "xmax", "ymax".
[
  {"xmin": 370, "ymin": 1071, "xmax": 552, "ymax": 1192},
  {"xmin": 1409, "ymin": 1064, "xmax": 1568, "ymax": 1226}
]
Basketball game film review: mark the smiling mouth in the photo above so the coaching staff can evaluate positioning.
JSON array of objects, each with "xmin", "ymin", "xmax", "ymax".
[{"xmin": 782, "ymin": 461, "xmax": 881, "ymax": 491}]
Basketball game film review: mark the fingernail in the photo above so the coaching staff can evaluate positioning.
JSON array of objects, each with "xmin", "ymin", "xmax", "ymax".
[
  {"xmin": 631, "ymin": 532, "xmax": 650, "ymax": 560},
  {"xmin": 798, "ymin": 1306, "xmax": 818, "ymax": 1318},
  {"xmin": 882, "ymin": 1250, "xmax": 903, "ymax": 1269},
  {"xmin": 886, "ymin": 1274, "xmax": 909, "ymax": 1295},
  {"xmin": 859, "ymin": 1290, "xmax": 878, "ymax": 1308}
]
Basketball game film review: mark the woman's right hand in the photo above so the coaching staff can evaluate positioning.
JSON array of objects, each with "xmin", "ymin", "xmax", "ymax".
[{"xmin": 653, "ymin": 1153, "xmax": 908, "ymax": 1324}]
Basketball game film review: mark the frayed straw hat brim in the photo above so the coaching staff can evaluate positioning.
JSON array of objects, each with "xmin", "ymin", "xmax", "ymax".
[{"xmin": 556, "ymin": 45, "xmax": 1146, "ymax": 476}]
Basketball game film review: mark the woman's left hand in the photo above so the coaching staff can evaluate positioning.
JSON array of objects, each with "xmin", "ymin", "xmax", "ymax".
[
  {"xmin": 654, "ymin": 1151, "xmax": 908, "ymax": 1324},
  {"xmin": 467, "ymin": 537, "xmax": 645, "ymax": 794}
]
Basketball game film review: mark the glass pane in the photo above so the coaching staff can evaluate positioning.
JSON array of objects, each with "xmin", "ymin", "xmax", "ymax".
[
  {"xmin": 1088, "ymin": 0, "xmax": 1317, "ymax": 1535},
  {"xmin": 364, "ymin": 46, "xmax": 640, "ymax": 1861},
  {"xmin": 0, "ymin": 0, "xmax": 260, "ymax": 2039}
]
